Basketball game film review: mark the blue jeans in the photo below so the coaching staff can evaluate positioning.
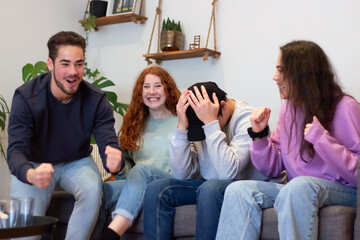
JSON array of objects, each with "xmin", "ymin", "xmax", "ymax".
[
  {"xmin": 216, "ymin": 176, "xmax": 357, "ymax": 240},
  {"xmin": 11, "ymin": 156, "xmax": 102, "ymax": 240},
  {"xmin": 105, "ymin": 164, "xmax": 171, "ymax": 224},
  {"xmin": 143, "ymin": 178, "xmax": 233, "ymax": 240},
  {"xmin": 90, "ymin": 179, "xmax": 126, "ymax": 240}
]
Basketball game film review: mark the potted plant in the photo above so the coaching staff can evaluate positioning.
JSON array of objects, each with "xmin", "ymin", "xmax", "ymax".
[
  {"xmin": 0, "ymin": 94, "xmax": 9, "ymax": 158},
  {"xmin": 160, "ymin": 17, "xmax": 184, "ymax": 51}
]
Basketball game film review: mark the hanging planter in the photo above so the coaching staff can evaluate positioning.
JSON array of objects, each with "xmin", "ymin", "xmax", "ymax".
[
  {"xmin": 160, "ymin": 18, "xmax": 184, "ymax": 52},
  {"xmin": 143, "ymin": 0, "xmax": 220, "ymax": 64},
  {"xmin": 160, "ymin": 31, "xmax": 184, "ymax": 51}
]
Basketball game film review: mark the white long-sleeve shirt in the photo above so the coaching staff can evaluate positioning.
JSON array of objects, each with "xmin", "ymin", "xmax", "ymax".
[{"xmin": 169, "ymin": 101, "xmax": 267, "ymax": 181}]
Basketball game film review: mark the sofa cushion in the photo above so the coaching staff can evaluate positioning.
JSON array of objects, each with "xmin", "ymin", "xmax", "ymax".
[
  {"xmin": 45, "ymin": 190, "xmax": 356, "ymax": 240},
  {"xmin": 318, "ymin": 206, "xmax": 356, "ymax": 240},
  {"xmin": 260, "ymin": 206, "xmax": 356, "ymax": 240},
  {"xmin": 127, "ymin": 204, "xmax": 196, "ymax": 238},
  {"xmin": 260, "ymin": 208, "xmax": 279, "ymax": 239}
]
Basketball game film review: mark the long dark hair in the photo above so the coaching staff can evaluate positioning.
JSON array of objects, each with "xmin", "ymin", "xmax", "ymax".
[{"xmin": 280, "ymin": 40, "xmax": 344, "ymax": 161}]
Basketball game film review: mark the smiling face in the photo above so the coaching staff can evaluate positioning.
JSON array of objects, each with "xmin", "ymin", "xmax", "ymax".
[
  {"xmin": 142, "ymin": 74, "xmax": 169, "ymax": 118},
  {"xmin": 273, "ymin": 53, "xmax": 290, "ymax": 99},
  {"xmin": 47, "ymin": 45, "xmax": 84, "ymax": 103}
]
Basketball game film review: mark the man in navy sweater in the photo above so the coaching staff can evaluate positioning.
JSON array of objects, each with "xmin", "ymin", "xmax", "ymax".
[{"xmin": 7, "ymin": 31, "xmax": 123, "ymax": 240}]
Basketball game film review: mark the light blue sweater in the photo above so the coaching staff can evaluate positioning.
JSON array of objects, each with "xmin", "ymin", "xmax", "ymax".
[{"xmin": 120, "ymin": 115, "xmax": 178, "ymax": 176}]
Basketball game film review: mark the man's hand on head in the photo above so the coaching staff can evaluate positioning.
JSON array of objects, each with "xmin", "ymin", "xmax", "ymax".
[
  {"xmin": 26, "ymin": 163, "xmax": 54, "ymax": 189},
  {"xmin": 176, "ymin": 89, "xmax": 190, "ymax": 131},
  {"xmin": 188, "ymin": 85, "xmax": 219, "ymax": 125},
  {"xmin": 105, "ymin": 145, "xmax": 122, "ymax": 173}
]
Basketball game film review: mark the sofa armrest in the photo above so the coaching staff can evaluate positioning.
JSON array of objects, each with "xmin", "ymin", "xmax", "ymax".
[{"xmin": 353, "ymin": 159, "xmax": 360, "ymax": 238}]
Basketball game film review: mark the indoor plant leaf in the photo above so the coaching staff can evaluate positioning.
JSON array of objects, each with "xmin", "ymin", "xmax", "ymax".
[
  {"xmin": 92, "ymin": 77, "xmax": 116, "ymax": 89},
  {"xmin": 0, "ymin": 94, "xmax": 9, "ymax": 158},
  {"xmin": 22, "ymin": 61, "xmax": 48, "ymax": 83}
]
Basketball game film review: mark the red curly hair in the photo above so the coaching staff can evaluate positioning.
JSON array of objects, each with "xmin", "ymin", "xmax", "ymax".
[{"xmin": 119, "ymin": 66, "xmax": 181, "ymax": 151}]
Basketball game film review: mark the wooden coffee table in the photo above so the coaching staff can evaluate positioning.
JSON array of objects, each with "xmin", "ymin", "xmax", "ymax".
[{"xmin": 0, "ymin": 216, "xmax": 58, "ymax": 238}]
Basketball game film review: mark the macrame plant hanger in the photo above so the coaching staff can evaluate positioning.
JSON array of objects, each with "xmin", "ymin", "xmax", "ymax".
[
  {"xmin": 146, "ymin": 0, "xmax": 162, "ymax": 65},
  {"xmin": 130, "ymin": 0, "xmax": 140, "ymax": 23},
  {"xmin": 145, "ymin": 0, "xmax": 218, "ymax": 65},
  {"xmin": 204, "ymin": 0, "xmax": 219, "ymax": 60}
]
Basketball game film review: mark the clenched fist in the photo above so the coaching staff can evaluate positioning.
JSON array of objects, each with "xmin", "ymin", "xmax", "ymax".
[
  {"xmin": 26, "ymin": 163, "xmax": 54, "ymax": 189},
  {"xmin": 105, "ymin": 145, "xmax": 122, "ymax": 173},
  {"xmin": 250, "ymin": 107, "xmax": 271, "ymax": 133}
]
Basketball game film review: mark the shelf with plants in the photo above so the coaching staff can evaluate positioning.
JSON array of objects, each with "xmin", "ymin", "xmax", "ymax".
[
  {"xmin": 143, "ymin": 1, "xmax": 220, "ymax": 64},
  {"xmin": 79, "ymin": 13, "xmax": 147, "ymax": 27},
  {"xmin": 143, "ymin": 48, "xmax": 221, "ymax": 62}
]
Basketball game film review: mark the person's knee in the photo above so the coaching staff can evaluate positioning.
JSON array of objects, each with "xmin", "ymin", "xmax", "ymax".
[
  {"xmin": 145, "ymin": 178, "xmax": 176, "ymax": 208},
  {"xmin": 75, "ymin": 178, "xmax": 102, "ymax": 205},
  {"xmin": 276, "ymin": 176, "xmax": 315, "ymax": 207},
  {"xmin": 224, "ymin": 181, "xmax": 255, "ymax": 201},
  {"xmin": 127, "ymin": 164, "xmax": 155, "ymax": 183},
  {"xmin": 129, "ymin": 164, "xmax": 146, "ymax": 175},
  {"xmin": 145, "ymin": 178, "xmax": 167, "ymax": 201},
  {"xmin": 197, "ymin": 180, "xmax": 224, "ymax": 201},
  {"xmin": 281, "ymin": 176, "xmax": 316, "ymax": 195}
]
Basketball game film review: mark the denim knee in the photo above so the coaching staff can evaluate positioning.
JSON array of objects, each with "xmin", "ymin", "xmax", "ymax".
[
  {"xmin": 197, "ymin": 180, "xmax": 231, "ymax": 201},
  {"xmin": 275, "ymin": 176, "xmax": 316, "ymax": 207},
  {"xmin": 127, "ymin": 164, "xmax": 164, "ymax": 183},
  {"xmin": 75, "ymin": 178, "xmax": 102, "ymax": 205},
  {"xmin": 145, "ymin": 178, "xmax": 172, "ymax": 203},
  {"xmin": 225, "ymin": 181, "xmax": 252, "ymax": 199},
  {"xmin": 127, "ymin": 164, "xmax": 146, "ymax": 178}
]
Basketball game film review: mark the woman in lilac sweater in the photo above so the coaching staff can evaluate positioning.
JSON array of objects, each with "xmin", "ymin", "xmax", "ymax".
[{"xmin": 216, "ymin": 40, "xmax": 360, "ymax": 240}]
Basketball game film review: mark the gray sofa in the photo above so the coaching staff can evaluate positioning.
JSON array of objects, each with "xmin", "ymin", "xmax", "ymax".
[{"xmin": 44, "ymin": 161, "xmax": 360, "ymax": 240}]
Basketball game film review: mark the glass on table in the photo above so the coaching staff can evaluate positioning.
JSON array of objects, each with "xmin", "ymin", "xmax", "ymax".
[
  {"xmin": 17, "ymin": 197, "xmax": 35, "ymax": 227},
  {"xmin": 0, "ymin": 198, "xmax": 20, "ymax": 228}
]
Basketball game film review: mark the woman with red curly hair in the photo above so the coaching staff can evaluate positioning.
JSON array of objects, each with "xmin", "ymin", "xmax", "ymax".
[{"xmin": 100, "ymin": 66, "xmax": 181, "ymax": 239}]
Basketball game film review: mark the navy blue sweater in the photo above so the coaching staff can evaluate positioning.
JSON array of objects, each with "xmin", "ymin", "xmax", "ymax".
[{"xmin": 7, "ymin": 73, "xmax": 122, "ymax": 183}]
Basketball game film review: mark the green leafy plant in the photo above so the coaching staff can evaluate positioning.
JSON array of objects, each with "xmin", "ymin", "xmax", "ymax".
[
  {"xmin": 22, "ymin": 61, "xmax": 48, "ymax": 83},
  {"xmin": 78, "ymin": 10, "xmax": 128, "ymax": 117},
  {"xmin": 83, "ymin": 62, "xmax": 128, "ymax": 117},
  {"xmin": 81, "ymin": 12, "xmax": 97, "ymax": 33},
  {"xmin": 162, "ymin": 18, "xmax": 181, "ymax": 32},
  {"xmin": 0, "ymin": 94, "xmax": 9, "ymax": 158}
]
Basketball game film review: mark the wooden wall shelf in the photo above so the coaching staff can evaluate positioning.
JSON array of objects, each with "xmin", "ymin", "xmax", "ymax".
[
  {"xmin": 79, "ymin": 13, "xmax": 147, "ymax": 27},
  {"xmin": 143, "ymin": 48, "xmax": 221, "ymax": 62}
]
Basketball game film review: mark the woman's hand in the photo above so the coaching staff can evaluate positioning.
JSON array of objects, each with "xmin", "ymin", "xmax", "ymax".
[
  {"xmin": 250, "ymin": 107, "xmax": 271, "ymax": 132},
  {"xmin": 304, "ymin": 116, "xmax": 318, "ymax": 136}
]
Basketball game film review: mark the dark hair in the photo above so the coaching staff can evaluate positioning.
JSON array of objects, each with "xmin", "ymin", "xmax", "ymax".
[
  {"xmin": 186, "ymin": 81, "xmax": 227, "ymax": 141},
  {"xmin": 47, "ymin": 31, "xmax": 86, "ymax": 62},
  {"xmin": 119, "ymin": 66, "xmax": 181, "ymax": 151},
  {"xmin": 188, "ymin": 81, "xmax": 227, "ymax": 116},
  {"xmin": 280, "ymin": 40, "xmax": 344, "ymax": 161}
]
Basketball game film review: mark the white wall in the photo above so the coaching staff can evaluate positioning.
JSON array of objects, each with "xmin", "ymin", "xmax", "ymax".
[{"xmin": 1, "ymin": 0, "xmax": 359, "ymax": 131}]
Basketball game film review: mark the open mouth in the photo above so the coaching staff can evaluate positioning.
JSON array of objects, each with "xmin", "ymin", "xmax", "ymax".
[
  {"xmin": 66, "ymin": 79, "xmax": 77, "ymax": 85},
  {"xmin": 148, "ymin": 97, "xmax": 159, "ymax": 101}
]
